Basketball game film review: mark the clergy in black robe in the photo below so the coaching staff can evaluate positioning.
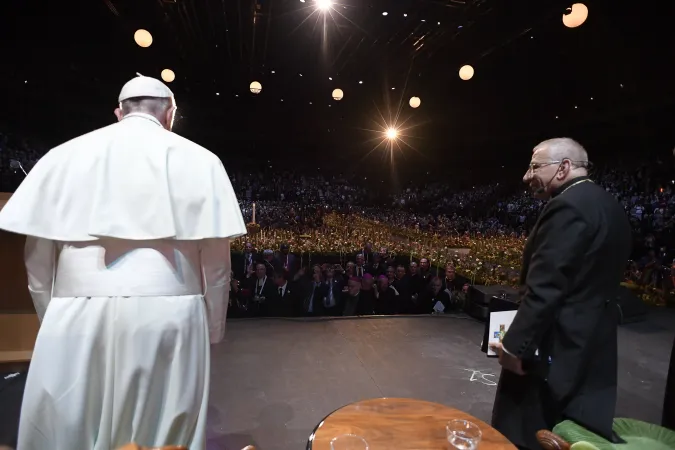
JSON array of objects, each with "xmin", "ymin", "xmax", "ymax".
[{"xmin": 491, "ymin": 139, "xmax": 631, "ymax": 449}]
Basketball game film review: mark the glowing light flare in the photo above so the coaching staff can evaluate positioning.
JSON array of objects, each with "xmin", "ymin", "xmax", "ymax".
[
  {"xmin": 386, "ymin": 128, "xmax": 399, "ymax": 140},
  {"xmin": 134, "ymin": 29, "xmax": 153, "ymax": 48},
  {"xmin": 315, "ymin": 0, "xmax": 332, "ymax": 11},
  {"xmin": 332, "ymin": 88, "xmax": 344, "ymax": 101},
  {"xmin": 409, "ymin": 96, "xmax": 421, "ymax": 108},
  {"xmin": 562, "ymin": 3, "xmax": 588, "ymax": 28}
]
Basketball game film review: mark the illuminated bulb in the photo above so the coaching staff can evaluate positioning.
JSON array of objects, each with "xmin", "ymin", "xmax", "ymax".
[
  {"xmin": 386, "ymin": 128, "xmax": 398, "ymax": 140},
  {"xmin": 161, "ymin": 69, "xmax": 175, "ymax": 83},
  {"xmin": 409, "ymin": 96, "xmax": 421, "ymax": 108},
  {"xmin": 250, "ymin": 81, "xmax": 262, "ymax": 94},
  {"xmin": 459, "ymin": 64, "xmax": 474, "ymax": 81},
  {"xmin": 562, "ymin": 3, "xmax": 588, "ymax": 28},
  {"xmin": 316, "ymin": 0, "xmax": 332, "ymax": 11},
  {"xmin": 134, "ymin": 29, "xmax": 153, "ymax": 48},
  {"xmin": 332, "ymin": 88, "xmax": 344, "ymax": 100}
]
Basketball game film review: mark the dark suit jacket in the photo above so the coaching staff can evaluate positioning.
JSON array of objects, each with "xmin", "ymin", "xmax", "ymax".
[
  {"xmin": 245, "ymin": 276, "xmax": 277, "ymax": 316},
  {"xmin": 233, "ymin": 252, "xmax": 257, "ymax": 280},
  {"xmin": 268, "ymin": 281, "xmax": 302, "ymax": 317},
  {"xmin": 492, "ymin": 176, "xmax": 632, "ymax": 449},
  {"xmin": 318, "ymin": 278, "xmax": 344, "ymax": 315},
  {"xmin": 276, "ymin": 252, "xmax": 299, "ymax": 277},
  {"xmin": 354, "ymin": 264, "xmax": 369, "ymax": 278}
]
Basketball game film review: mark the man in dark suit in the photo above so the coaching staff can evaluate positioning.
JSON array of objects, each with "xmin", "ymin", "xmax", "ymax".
[
  {"xmin": 245, "ymin": 262, "xmax": 277, "ymax": 316},
  {"xmin": 355, "ymin": 253, "xmax": 370, "ymax": 278},
  {"xmin": 490, "ymin": 138, "xmax": 631, "ymax": 449},
  {"xmin": 276, "ymin": 243, "xmax": 298, "ymax": 278},
  {"xmin": 319, "ymin": 266, "xmax": 344, "ymax": 316},
  {"xmin": 270, "ymin": 270, "xmax": 301, "ymax": 317}
]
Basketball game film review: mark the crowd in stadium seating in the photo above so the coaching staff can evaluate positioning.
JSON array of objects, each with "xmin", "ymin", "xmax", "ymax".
[{"xmin": 3, "ymin": 129, "xmax": 675, "ymax": 298}]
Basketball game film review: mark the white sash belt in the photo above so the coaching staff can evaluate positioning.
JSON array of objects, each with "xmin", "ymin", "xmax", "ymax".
[{"xmin": 53, "ymin": 240, "xmax": 203, "ymax": 298}]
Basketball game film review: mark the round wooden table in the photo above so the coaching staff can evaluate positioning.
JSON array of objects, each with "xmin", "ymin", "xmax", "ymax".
[{"xmin": 307, "ymin": 398, "xmax": 516, "ymax": 450}]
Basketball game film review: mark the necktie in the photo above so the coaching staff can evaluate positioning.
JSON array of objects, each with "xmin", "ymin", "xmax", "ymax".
[{"xmin": 279, "ymin": 287, "xmax": 283, "ymax": 297}]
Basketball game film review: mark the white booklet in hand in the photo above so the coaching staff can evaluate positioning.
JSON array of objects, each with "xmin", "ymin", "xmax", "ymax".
[{"xmin": 487, "ymin": 310, "xmax": 518, "ymax": 356}]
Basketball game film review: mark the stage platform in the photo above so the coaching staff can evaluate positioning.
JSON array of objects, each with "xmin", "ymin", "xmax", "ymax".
[{"xmin": 208, "ymin": 309, "xmax": 675, "ymax": 450}]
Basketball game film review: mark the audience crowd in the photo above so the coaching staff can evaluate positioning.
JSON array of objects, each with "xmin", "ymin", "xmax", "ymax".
[{"xmin": 3, "ymin": 128, "xmax": 675, "ymax": 309}]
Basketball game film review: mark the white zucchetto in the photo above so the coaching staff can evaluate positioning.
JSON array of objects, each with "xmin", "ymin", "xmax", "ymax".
[{"xmin": 118, "ymin": 74, "xmax": 174, "ymax": 102}]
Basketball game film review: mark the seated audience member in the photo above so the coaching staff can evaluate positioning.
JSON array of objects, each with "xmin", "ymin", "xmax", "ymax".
[{"xmin": 421, "ymin": 277, "xmax": 451, "ymax": 314}]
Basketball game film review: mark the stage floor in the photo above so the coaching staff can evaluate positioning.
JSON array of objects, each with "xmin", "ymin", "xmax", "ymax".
[{"xmin": 207, "ymin": 309, "xmax": 675, "ymax": 450}]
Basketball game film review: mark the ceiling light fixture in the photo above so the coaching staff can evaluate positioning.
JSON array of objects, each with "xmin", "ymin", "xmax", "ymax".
[
  {"xmin": 459, "ymin": 64, "xmax": 474, "ymax": 81},
  {"xmin": 134, "ymin": 29, "xmax": 153, "ymax": 48},
  {"xmin": 250, "ymin": 81, "xmax": 262, "ymax": 94},
  {"xmin": 315, "ymin": 0, "xmax": 332, "ymax": 11},
  {"xmin": 161, "ymin": 69, "xmax": 175, "ymax": 83},
  {"xmin": 562, "ymin": 3, "xmax": 588, "ymax": 28}
]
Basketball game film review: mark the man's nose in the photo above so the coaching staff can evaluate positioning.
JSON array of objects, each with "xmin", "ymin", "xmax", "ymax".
[{"xmin": 523, "ymin": 170, "xmax": 532, "ymax": 183}]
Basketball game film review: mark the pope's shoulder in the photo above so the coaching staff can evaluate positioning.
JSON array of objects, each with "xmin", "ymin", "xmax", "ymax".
[{"xmin": 41, "ymin": 121, "xmax": 222, "ymax": 166}]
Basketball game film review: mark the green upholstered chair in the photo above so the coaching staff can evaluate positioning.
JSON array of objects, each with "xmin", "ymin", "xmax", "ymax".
[{"xmin": 537, "ymin": 418, "xmax": 675, "ymax": 450}]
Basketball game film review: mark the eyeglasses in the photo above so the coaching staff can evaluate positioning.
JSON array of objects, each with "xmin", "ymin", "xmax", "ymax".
[{"xmin": 527, "ymin": 159, "xmax": 590, "ymax": 172}]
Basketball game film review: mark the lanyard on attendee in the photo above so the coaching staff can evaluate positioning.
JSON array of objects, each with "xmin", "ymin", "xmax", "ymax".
[{"xmin": 257, "ymin": 277, "xmax": 267, "ymax": 295}]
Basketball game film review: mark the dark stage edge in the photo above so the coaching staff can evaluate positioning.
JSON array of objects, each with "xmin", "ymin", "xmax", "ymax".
[{"xmin": 207, "ymin": 309, "xmax": 675, "ymax": 450}]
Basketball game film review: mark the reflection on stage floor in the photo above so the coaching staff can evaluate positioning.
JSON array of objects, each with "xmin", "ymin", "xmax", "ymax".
[{"xmin": 208, "ymin": 310, "xmax": 674, "ymax": 450}]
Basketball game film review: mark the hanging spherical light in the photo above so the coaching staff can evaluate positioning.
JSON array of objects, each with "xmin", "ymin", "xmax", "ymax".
[
  {"xmin": 562, "ymin": 3, "xmax": 588, "ymax": 28},
  {"xmin": 409, "ymin": 96, "xmax": 421, "ymax": 108},
  {"xmin": 459, "ymin": 65, "xmax": 474, "ymax": 81},
  {"xmin": 134, "ymin": 29, "xmax": 153, "ymax": 48},
  {"xmin": 250, "ymin": 81, "xmax": 262, "ymax": 94},
  {"xmin": 332, "ymin": 88, "xmax": 344, "ymax": 101},
  {"xmin": 161, "ymin": 69, "xmax": 175, "ymax": 83}
]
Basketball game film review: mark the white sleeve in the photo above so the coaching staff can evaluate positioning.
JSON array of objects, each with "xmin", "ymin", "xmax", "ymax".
[
  {"xmin": 200, "ymin": 238, "xmax": 231, "ymax": 344},
  {"xmin": 24, "ymin": 236, "xmax": 56, "ymax": 323}
]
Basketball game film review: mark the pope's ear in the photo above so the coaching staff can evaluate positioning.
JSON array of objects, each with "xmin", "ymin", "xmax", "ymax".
[{"xmin": 114, "ymin": 108, "xmax": 124, "ymax": 122}]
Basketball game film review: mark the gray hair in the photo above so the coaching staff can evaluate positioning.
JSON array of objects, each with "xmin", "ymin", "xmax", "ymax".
[
  {"xmin": 534, "ymin": 137, "xmax": 589, "ymax": 171},
  {"xmin": 120, "ymin": 96, "xmax": 173, "ymax": 116}
]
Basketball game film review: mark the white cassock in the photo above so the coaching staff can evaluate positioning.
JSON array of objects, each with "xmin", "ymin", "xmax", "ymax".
[{"xmin": 0, "ymin": 112, "xmax": 246, "ymax": 450}]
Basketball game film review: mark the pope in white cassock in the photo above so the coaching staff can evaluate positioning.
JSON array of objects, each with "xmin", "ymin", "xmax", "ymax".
[{"xmin": 0, "ymin": 75, "xmax": 246, "ymax": 449}]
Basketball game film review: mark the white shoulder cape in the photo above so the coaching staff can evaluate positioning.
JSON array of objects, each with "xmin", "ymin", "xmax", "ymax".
[{"xmin": 0, "ymin": 114, "xmax": 247, "ymax": 241}]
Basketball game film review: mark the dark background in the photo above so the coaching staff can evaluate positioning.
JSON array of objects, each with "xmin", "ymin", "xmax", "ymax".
[{"xmin": 1, "ymin": 0, "xmax": 675, "ymax": 187}]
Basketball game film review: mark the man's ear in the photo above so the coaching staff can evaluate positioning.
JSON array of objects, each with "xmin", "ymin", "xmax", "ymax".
[{"xmin": 114, "ymin": 107, "xmax": 124, "ymax": 122}]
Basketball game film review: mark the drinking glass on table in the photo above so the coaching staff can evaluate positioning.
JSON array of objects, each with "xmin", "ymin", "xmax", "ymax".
[
  {"xmin": 330, "ymin": 434, "xmax": 369, "ymax": 450},
  {"xmin": 446, "ymin": 419, "xmax": 482, "ymax": 450}
]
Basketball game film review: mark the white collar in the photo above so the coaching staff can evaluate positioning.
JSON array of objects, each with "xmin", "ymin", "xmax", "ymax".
[{"xmin": 121, "ymin": 112, "xmax": 164, "ymax": 127}]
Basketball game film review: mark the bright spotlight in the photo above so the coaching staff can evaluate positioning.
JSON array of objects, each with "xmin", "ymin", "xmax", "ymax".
[
  {"xmin": 316, "ymin": 0, "xmax": 332, "ymax": 10},
  {"xmin": 386, "ymin": 128, "xmax": 398, "ymax": 140}
]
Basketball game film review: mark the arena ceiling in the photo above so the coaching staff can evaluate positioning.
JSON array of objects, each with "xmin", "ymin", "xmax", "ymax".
[{"xmin": 1, "ymin": 0, "xmax": 674, "ymax": 175}]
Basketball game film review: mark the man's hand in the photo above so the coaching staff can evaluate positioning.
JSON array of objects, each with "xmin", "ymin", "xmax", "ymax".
[{"xmin": 489, "ymin": 342, "xmax": 526, "ymax": 375}]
